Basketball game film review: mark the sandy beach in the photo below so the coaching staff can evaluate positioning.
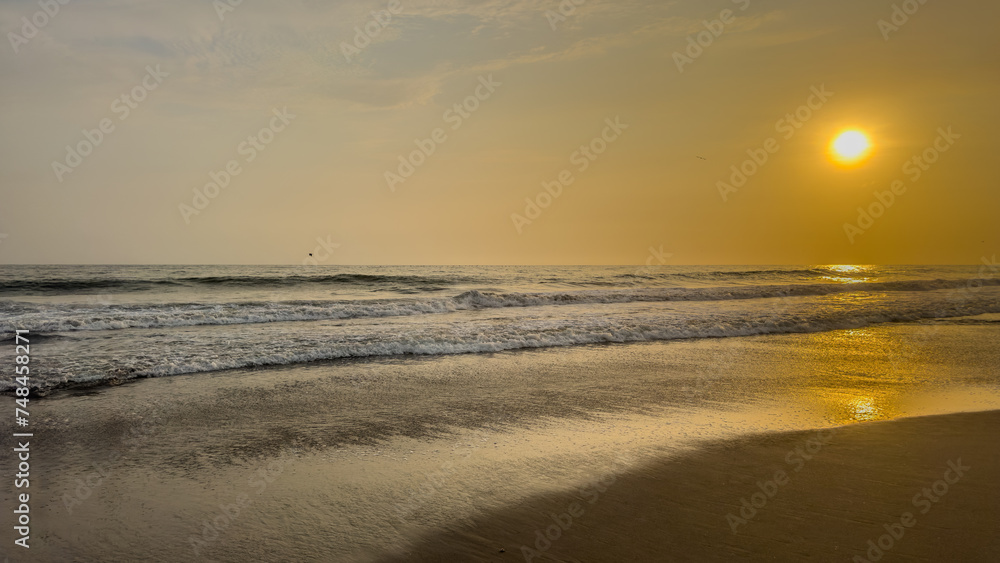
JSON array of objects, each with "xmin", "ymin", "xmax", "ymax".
[
  {"xmin": 393, "ymin": 410, "xmax": 1000, "ymax": 562},
  {"xmin": 4, "ymin": 318, "xmax": 999, "ymax": 562}
]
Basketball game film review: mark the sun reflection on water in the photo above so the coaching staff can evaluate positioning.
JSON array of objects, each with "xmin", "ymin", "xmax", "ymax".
[
  {"xmin": 819, "ymin": 264, "xmax": 879, "ymax": 284},
  {"xmin": 848, "ymin": 396, "xmax": 882, "ymax": 421},
  {"xmin": 781, "ymin": 326, "xmax": 915, "ymax": 425}
]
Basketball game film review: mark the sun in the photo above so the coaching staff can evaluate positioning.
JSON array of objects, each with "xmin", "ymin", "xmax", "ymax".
[{"xmin": 830, "ymin": 130, "xmax": 872, "ymax": 165}]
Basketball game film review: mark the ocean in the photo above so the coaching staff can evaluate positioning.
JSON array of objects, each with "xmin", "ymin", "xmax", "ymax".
[
  {"xmin": 2, "ymin": 264, "xmax": 998, "ymax": 395},
  {"xmin": 3, "ymin": 264, "xmax": 1000, "ymax": 561}
]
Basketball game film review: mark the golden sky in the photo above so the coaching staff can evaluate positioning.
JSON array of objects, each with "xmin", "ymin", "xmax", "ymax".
[{"xmin": 0, "ymin": 0, "xmax": 997, "ymax": 264}]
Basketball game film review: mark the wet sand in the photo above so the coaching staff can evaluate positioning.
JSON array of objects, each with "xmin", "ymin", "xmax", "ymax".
[
  {"xmin": 4, "ymin": 323, "xmax": 1000, "ymax": 561},
  {"xmin": 389, "ymin": 410, "xmax": 1000, "ymax": 562}
]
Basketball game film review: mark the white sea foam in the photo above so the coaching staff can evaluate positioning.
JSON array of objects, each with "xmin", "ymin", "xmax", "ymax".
[
  {"xmin": 8, "ymin": 285, "xmax": 1000, "ymax": 394},
  {"xmin": 2, "ymin": 278, "xmax": 997, "ymax": 335}
]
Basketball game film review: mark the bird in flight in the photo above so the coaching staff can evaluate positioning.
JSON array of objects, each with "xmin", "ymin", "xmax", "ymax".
[{"xmin": 696, "ymin": 156, "xmax": 707, "ymax": 160}]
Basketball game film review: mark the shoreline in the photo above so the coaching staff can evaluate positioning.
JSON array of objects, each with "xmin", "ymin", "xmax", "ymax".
[
  {"xmin": 10, "ymin": 307, "xmax": 1000, "ymax": 398},
  {"xmin": 7, "ymin": 323, "xmax": 1000, "ymax": 561}
]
